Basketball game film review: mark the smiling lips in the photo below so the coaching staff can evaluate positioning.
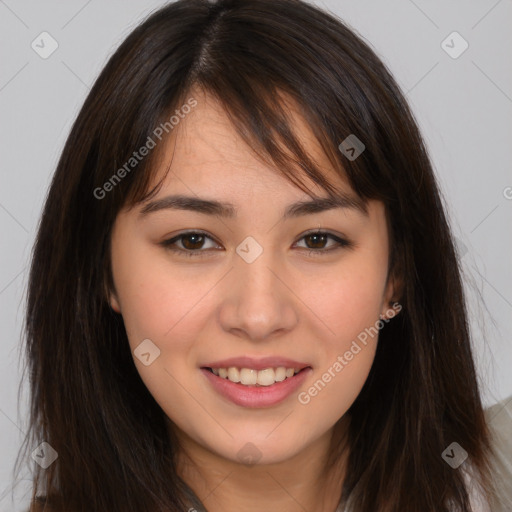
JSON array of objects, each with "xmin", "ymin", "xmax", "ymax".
[
  {"xmin": 210, "ymin": 366, "xmax": 301, "ymax": 385},
  {"xmin": 200, "ymin": 356, "xmax": 312, "ymax": 407},
  {"xmin": 201, "ymin": 356, "xmax": 311, "ymax": 386}
]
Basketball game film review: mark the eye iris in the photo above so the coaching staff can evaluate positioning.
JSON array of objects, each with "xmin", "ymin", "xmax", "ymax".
[
  {"xmin": 182, "ymin": 234, "xmax": 204, "ymax": 250},
  {"xmin": 306, "ymin": 233, "xmax": 327, "ymax": 249}
]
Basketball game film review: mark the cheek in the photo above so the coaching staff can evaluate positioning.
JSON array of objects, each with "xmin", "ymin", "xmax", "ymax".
[
  {"xmin": 297, "ymin": 280, "xmax": 382, "ymax": 425},
  {"xmin": 113, "ymin": 257, "xmax": 220, "ymax": 413},
  {"xmin": 114, "ymin": 267, "xmax": 208, "ymax": 414},
  {"xmin": 299, "ymin": 255, "xmax": 386, "ymax": 403},
  {"xmin": 112, "ymin": 240, "xmax": 210, "ymax": 346},
  {"xmin": 310, "ymin": 258, "xmax": 388, "ymax": 347}
]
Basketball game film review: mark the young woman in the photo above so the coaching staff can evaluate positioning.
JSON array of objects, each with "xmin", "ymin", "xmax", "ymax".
[{"xmin": 15, "ymin": 0, "xmax": 510, "ymax": 510}]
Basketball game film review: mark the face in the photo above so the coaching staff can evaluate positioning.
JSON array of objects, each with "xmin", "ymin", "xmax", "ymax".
[{"xmin": 109, "ymin": 90, "xmax": 397, "ymax": 467}]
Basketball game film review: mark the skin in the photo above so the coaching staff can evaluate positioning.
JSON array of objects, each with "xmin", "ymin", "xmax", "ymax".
[{"xmin": 109, "ymin": 88, "xmax": 399, "ymax": 512}]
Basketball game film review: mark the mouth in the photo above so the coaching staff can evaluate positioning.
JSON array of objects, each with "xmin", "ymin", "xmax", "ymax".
[
  {"xmin": 201, "ymin": 365, "xmax": 312, "ymax": 387},
  {"xmin": 200, "ymin": 364, "xmax": 313, "ymax": 408}
]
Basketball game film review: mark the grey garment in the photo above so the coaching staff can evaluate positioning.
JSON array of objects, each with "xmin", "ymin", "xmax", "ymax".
[
  {"xmin": 335, "ymin": 500, "xmax": 346, "ymax": 512},
  {"xmin": 182, "ymin": 484, "xmax": 207, "ymax": 511},
  {"xmin": 484, "ymin": 395, "xmax": 512, "ymax": 512}
]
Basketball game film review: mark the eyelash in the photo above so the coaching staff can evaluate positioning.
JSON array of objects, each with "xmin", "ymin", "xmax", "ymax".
[{"xmin": 160, "ymin": 230, "xmax": 352, "ymax": 258}]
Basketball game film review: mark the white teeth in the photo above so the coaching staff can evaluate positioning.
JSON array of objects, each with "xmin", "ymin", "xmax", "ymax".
[
  {"xmin": 210, "ymin": 366, "xmax": 305, "ymax": 386},
  {"xmin": 257, "ymin": 368, "xmax": 276, "ymax": 386},
  {"xmin": 227, "ymin": 367, "xmax": 240, "ymax": 382},
  {"xmin": 274, "ymin": 367, "xmax": 286, "ymax": 382},
  {"xmin": 240, "ymin": 368, "xmax": 257, "ymax": 385}
]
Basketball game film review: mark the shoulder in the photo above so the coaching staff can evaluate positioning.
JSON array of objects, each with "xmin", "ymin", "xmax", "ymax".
[
  {"xmin": 456, "ymin": 396, "xmax": 512, "ymax": 512},
  {"xmin": 485, "ymin": 395, "xmax": 512, "ymax": 454},
  {"xmin": 484, "ymin": 395, "xmax": 512, "ymax": 510}
]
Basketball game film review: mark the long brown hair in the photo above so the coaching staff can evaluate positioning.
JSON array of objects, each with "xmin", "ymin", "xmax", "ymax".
[{"xmin": 15, "ymin": 0, "xmax": 503, "ymax": 510}]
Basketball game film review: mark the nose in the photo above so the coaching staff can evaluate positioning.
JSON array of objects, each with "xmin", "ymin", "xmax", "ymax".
[{"xmin": 218, "ymin": 250, "xmax": 299, "ymax": 342}]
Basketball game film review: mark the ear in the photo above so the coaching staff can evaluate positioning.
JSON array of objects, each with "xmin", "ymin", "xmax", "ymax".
[
  {"xmin": 109, "ymin": 290, "xmax": 121, "ymax": 313},
  {"xmin": 380, "ymin": 271, "xmax": 403, "ymax": 320},
  {"xmin": 104, "ymin": 270, "xmax": 121, "ymax": 313}
]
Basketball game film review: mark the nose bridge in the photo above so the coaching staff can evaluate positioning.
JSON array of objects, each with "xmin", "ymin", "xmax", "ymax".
[
  {"xmin": 236, "ymin": 235, "xmax": 277, "ymax": 295},
  {"xmin": 219, "ymin": 238, "xmax": 298, "ymax": 340},
  {"xmin": 239, "ymin": 251, "xmax": 277, "ymax": 300}
]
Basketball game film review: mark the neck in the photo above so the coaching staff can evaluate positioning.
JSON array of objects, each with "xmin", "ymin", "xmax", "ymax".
[{"xmin": 173, "ymin": 419, "xmax": 349, "ymax": 512}]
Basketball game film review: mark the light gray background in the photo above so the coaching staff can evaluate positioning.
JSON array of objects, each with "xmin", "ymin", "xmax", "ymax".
[{"xmin": 1, "ymin": 0, "xmax": 511, "ymax": 509}]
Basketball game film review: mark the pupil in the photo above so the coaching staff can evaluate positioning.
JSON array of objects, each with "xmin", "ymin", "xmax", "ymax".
[
  {"xmin": 183, "ymin": 234, "xmax": 204, "ymax": 250},
  {"xmin": 307, "ymin": 234, "xmax": 326, "ymax": 249}
]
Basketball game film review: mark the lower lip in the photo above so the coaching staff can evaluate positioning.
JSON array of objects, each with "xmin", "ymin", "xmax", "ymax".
[{"xmin": 200, "ymin": 367, "xmax": 312, "ymax": 408}]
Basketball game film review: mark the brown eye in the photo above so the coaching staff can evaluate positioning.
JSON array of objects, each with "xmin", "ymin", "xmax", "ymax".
[
  {"xmin": 160, "ymin": 231, "xmax": 221, "ymax": 256},
  {"xmin": 295, "ymin": 231, "xmax": 351, "ymax": 254},
  {"xmin": 161, "ymin": 230, "xmax": 351, "ymax": 258},
  {"xmin": 303, "ymin": 233, "xmax": 329, "ymax": 249},
  {"xmin": 180, "ymin": 233, "xmax": 206, "ymax": 250}
]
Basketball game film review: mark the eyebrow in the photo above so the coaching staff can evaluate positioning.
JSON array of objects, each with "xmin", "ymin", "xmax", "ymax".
[{"xmin": 138, "ymin": 193, "xmax": 368, "ymax": 219}]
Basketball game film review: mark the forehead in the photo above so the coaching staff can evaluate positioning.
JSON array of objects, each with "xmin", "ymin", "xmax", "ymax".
[{"xmin": 148, "ymin": 88, "xmax": 351, "ymax": 200}]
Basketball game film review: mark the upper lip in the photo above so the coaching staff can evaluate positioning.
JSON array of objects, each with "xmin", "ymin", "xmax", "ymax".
[{"xmin": 201, "ymin": 356, "xmax": 312, "ymax": 371}]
